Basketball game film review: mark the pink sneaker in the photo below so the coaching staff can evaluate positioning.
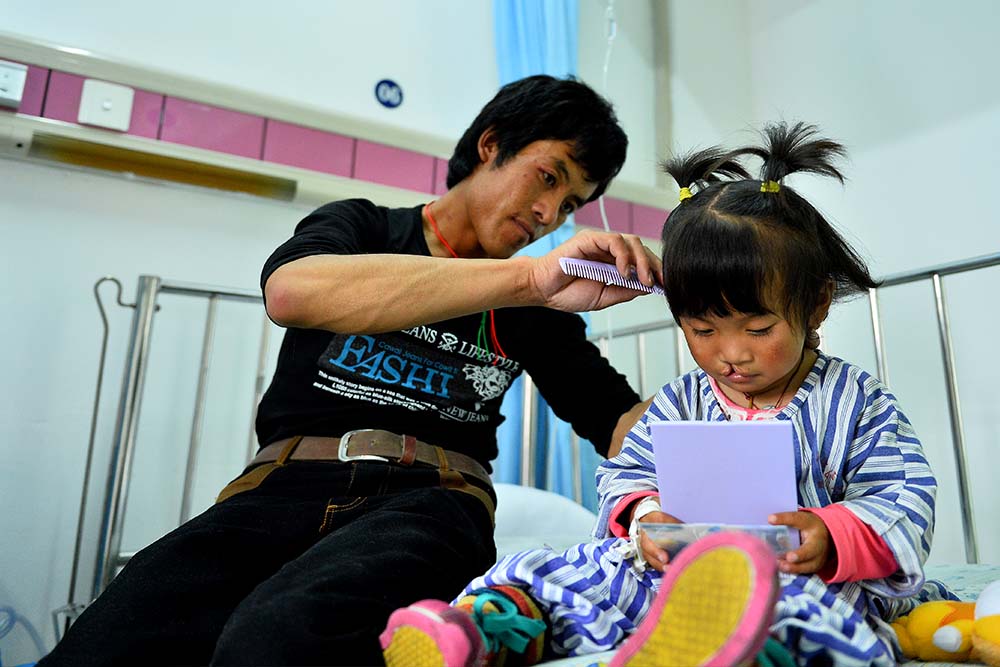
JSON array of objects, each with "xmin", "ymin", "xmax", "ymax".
[
  {"xmin": 609, "ymin": 531, "xmax": 779, "ymax": 667},
  {"xmin": 381, "ymin": 599, "xmax": 487, "ymax": 667}
]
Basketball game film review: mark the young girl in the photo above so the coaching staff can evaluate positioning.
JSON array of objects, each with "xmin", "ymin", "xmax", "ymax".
[{"xmin": 380, "ymin": 122, "xmax": 954, "ymax": 667}]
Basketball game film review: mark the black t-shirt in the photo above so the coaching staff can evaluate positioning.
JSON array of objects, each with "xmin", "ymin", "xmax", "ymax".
[{"xmin": 256, "ymin": 199, "xmax": 640, "ymax": 470}]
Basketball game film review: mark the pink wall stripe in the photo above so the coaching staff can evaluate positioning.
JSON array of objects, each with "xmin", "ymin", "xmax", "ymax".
[
  {"xmin": 354, "ymin": 140, "xmax": 435, "ymax": 193},
  {"xmin": 128, "ymin": 90, "xmax": 164, "ymax": 139},
  {"xmin": 574, "ymin": 196, "xmax": 630, "ymax": 233},
  {"xmin": 433, "ymin": 158, "xmax": 449, "ymax": 195},
  {"xmin": 41, "ymin": 71, "xmax": 161, "ymax": 136},
  {"xmin": 263, "ymin": 120, "xmax": 354, "ymax": 177},
  {"xmin": 160, "ymin": 97, "xmax": 265, "ymax": 160},
  {"xmin": 42, "ymin": 70, "xmax": 85, "ymax": 123},
  {"xmin": 631, "ymin": 203, "xmax": 671, "ymax": 239},
  {"xmin": 0, "ymin": 64, "xmax": 49, "ymax": 117},
  {"xmin": 0, "ymin": 61, "xmax": 666, "ymax": 221}
]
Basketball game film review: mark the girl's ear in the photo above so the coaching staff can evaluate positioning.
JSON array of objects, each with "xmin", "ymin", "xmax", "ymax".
[
  {"xmin": 808, "ymin": 281, "xmax": 835, "ymax": 331},
  {"xmin": 477, "ymin": 128, "xmax": 499, "ymax": 166},
  {"xmin": 806, "ymin": 282, "xmax": 835, "ymax": 349}
]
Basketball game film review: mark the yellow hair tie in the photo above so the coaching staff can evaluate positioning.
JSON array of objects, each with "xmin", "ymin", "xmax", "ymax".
[
  {"xmin": 760, "ymin": 180, "xmax": 781, "ymax": 193},
  {"xmin": 678, "ymin": 187, "xmax": 693, "ymax": 203}
]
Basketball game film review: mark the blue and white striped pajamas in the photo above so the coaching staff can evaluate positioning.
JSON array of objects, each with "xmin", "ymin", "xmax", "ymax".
[{"xmin": 464, "ymin": 354, "xmax": 955, "ymax": 665}]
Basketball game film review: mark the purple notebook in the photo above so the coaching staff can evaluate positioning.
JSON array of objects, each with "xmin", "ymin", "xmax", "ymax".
[{"xmin": 650, "ymin": 421, "xmax": 800, "ymax": 548}]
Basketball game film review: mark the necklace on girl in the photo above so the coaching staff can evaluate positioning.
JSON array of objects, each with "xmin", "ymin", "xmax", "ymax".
[{"xmin": 743, "ymin": 347, "xmax": 807, "ymax": 410}]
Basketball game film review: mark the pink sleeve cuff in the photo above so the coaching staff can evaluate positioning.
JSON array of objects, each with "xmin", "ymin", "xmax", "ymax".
[
  {"xmin": 608, "ymin": 491, "xmax": 659, "ymax": 538},
  {"xmin": 804, "ymin": 504, "xmax": 898, "ymax": 583}
]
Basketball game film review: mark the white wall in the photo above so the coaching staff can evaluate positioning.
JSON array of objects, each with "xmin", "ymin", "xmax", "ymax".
[
  {"xmin": 578, "ymin": 0, "xmax": 661, "ymax": 187},
  {"xmin": 666, "ymin": 1, "xmax": 753, "ymax": 155},
  {"xmin": 664, "ymin": 0, "xmax": 1000, "ymax": 566},
  {"xmin": 2, "ymin": 0, "xmax": 664, "ymax": 188},
  {"xmin": 1, "ymin": 0, "xmax": 499, "ymax": 141}
]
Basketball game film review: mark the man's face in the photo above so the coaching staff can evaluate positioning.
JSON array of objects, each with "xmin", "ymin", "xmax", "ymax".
[{"xmin": 466, "ymin": 138, "xmax": 598, "ymax": 258}]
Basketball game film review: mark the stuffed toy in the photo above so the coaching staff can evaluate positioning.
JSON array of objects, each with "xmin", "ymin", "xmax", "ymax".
[
  {"xmin": 891, "ymin": 580, "xmax": 1000, "ymax": 664},
  {"xmin": 972, "ymin": 581, "xmax": 1000, "ymax": 666}
]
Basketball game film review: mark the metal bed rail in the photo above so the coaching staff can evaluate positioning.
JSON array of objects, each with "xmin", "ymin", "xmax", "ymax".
[
  {"xmin": 94, "ymin": 277, "xmax": 270, "ymax": 598},
  {"xmin": 61, "ymin": 250, "xmax": 999, "ymax": 634},
  {"xmin": 867, "ymin": 251, "xmax": 1000, "ymax": 564},
  {"xmin": 58, "ymin": 276, "xmax": 270, "ymax": 637}
]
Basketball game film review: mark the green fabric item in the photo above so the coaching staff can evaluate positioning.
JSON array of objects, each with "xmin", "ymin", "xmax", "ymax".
[
  {"xmin": 469, "ymin": 589, "xmax": 546, "ymax": 654},
  {"xmin": 758, "ymin": 637, "xmax": 797, "ymax": 667}
]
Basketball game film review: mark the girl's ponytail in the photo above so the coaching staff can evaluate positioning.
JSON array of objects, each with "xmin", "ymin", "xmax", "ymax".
[
  {"xmin": 661, "ymin": 147, "xmax": 750, "ymax": 201},
  {"xmin": 740, "ymin": 121, "xmax": 847, "ymax": 188}
]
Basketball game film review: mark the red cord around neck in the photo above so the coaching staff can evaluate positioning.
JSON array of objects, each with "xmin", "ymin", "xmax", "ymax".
[
  {"xmin": 423, "ymin": 203, "xmax": 507, "ymax": 360},
  {"xmin": 424, "ymin": 202, "xmax": 459, "ymax": 259}
]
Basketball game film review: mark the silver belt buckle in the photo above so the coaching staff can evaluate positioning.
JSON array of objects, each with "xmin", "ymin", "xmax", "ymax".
[{"xmin": 338, "ymin": 429, "xmax": 390, "ymax": 463}]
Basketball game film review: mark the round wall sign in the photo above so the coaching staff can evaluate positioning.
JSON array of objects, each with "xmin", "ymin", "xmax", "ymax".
[{"xmin": 375, "ymin": 79, "xmax": 403, "ymax": 108}]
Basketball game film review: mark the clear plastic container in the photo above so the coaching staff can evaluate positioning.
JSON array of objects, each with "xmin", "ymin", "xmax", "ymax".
[{"xmin": 636, "ymin": 522, "xmax": 794, "ymax": 559}]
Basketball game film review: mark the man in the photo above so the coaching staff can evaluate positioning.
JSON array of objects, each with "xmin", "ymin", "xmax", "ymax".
[{"xmin": 41, "ymin": 75, "xmax": 659, "ymax": 666}]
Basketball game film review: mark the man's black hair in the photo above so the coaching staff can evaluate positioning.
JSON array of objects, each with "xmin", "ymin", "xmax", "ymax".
[{"xmin": 447, "ymin": 75, "xmax": 628, "ymax": 202}]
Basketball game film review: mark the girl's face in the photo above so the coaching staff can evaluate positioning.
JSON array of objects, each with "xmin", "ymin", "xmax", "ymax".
[{"xmin": 680, "ymin": 310, "xmax": 809, "ymax": 405}]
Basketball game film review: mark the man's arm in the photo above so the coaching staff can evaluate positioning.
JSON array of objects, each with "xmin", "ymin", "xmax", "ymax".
[
  {"xmin": 265, "ymin": 253, "xmax": 534, "ymax": 333},
  {"xmin": 608, "ymin": 397, "xmax": 654, "ymax": 458},
  {"xmin": 264, "ymin": 230, "xmax": 662, "ymax": 334}
]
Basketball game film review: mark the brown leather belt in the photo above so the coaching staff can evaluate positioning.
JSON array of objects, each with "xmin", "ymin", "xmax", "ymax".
[{"xmin": 251, "ymin": 430, "xmax": 492, "ymax": 487}]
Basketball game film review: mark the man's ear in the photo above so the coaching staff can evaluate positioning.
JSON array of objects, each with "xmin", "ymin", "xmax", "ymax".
[{"xmin": 477, "ymin": 128, "xmax": 499, "ymax": 166}]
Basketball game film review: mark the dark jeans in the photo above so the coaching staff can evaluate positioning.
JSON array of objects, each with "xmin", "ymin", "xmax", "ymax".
[{"xmin": 40, "ymin": 460, "xmax": 496, "ymax": 667}]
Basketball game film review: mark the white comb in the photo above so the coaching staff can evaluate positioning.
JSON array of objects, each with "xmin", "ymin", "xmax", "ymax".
[{"xmin": 559, "ymin": 257, "xmax": 664, "ymax": 295}]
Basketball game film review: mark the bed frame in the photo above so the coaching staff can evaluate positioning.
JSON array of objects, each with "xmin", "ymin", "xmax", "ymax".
[{"xmin": 53, "ymin": 251, "xmax": 1000, "ymax": 638}]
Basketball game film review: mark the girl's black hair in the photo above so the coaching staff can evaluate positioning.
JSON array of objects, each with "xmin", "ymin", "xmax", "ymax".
[
  {"xmin": 447, "ymin": 75, "xmax": 628, "ymax": 202},
  {"xmin": 660, "ymin": 122, "xmax": 879, "ymax": 341}
]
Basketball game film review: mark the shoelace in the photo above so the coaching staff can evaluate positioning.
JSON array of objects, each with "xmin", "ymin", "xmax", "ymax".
[{"xmin": 470, "ymin": 590, "xmax": 546, "ymax": 654}]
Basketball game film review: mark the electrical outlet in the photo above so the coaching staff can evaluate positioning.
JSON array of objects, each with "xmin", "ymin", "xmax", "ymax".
[
  {"xmin": 78, "ymin": 79, "xmax": 134, "ymax": 132},
  {"xmin": 0, "ymin": 60, "xmax": 28, "ymax": 109}
]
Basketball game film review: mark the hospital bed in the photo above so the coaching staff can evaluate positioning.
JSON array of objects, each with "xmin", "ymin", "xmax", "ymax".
[{"xmin": 57, "ymin": 252, "xmax": 1000, "ymax": 665}]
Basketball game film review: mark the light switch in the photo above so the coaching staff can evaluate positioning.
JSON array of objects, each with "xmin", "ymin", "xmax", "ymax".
[
  {"xmin": 0, "ymin": 60, "xmax": 28, "ymax": 109},
  {"xmin": 78, "ymin": 79, "xmax": 134, "ymax": 131}
]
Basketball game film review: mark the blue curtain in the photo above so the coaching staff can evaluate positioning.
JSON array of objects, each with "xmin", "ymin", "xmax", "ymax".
[{"xmin": 492, "ymin": 0, "xmax": 602, "ymax": 511}]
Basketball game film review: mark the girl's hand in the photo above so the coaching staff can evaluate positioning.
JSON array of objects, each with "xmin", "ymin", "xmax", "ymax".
[
  {"xmin": 769, "ymin": 511, "xmax": 833, "ymax": 575},
  {"xmin": 636, "ymin": 511, "xmax": 682, "ymax": 573}
]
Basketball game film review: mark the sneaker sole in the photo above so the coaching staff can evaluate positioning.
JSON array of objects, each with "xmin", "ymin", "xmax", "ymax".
[
  {"xmin": 609, "ymin": 531, "xmax": 779, "ymax": 667},
  {"xmin": 381, "ymin": 600, "xmax": 483, "ymax": 667}
]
